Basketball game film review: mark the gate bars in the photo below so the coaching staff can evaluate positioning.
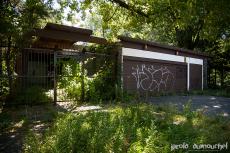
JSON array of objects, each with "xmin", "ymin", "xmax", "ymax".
[{"xmin": 0, "ymin": 46, "xmax": 120, "ymax": 105}]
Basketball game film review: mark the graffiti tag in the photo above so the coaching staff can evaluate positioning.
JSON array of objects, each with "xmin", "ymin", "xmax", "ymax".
[{"xmin": 131, "ymin": 64, "xmax": 174, "ymax": 91}]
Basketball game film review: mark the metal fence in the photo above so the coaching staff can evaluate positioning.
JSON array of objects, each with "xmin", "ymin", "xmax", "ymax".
[{"xmin": 0, "ymin": 46, "xmax": 119, "ymax": 105}]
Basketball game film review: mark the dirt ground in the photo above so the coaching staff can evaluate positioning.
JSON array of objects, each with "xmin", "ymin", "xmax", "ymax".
[
  {"xmin": 0, "ymin": 102, "xmax": 103, "ymax": 153},
  {"xmin": 0, "ymin": 103, "xmax": 70, "ymax": 153}
]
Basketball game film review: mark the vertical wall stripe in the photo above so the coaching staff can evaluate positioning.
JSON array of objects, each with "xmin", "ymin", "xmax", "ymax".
[
  {"xmin": 202, "ymin": 65, "xmax": 204, "ymax": 90},
  {"xmin": 187, "ymin": 57, "xmax": 190, "ymax": 91}
]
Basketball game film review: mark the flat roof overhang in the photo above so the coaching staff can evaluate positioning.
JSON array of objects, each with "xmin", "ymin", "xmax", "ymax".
[
  {"xmin": 119, "ymin": 36, "xmax": 209, "ymax": 58},
  {"xmin": 30, "ymin": 23, "xmax": 107, "ymax": 49},
  {"xmin": 28, "ymin": 23, "xmax": 208, "ymax": 58}
]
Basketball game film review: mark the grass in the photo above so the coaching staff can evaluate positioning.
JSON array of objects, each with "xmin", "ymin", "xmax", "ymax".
[{"xmin": 23, "ymin": 103, "xmax": 230, "ymax": 153}]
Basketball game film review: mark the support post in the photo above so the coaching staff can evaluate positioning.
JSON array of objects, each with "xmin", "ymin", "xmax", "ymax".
[
  {"xmin": 117, "ymin": 44, "xmax": 123, "ymax": 101},
  {"xmin": 6, "ymin": 37, "xmax": 13, "ymax": 96},
  {"xmin": 80, "ymin": 50, "xmax": 85, "ymax": 103},
  {"xmin": 115, "ymin": 43, "xmax": 123, "ymax": 100},
  {"xmin": 114, "ymin": 50, "xmax": 118, "ymax": 100},
  {"xmin": 53, "ymin": 47, "xmax": 57, "ymax": 105},
  {"xmin": 0, "ymin": 46, "xmax": 2, "ymax": 76}
]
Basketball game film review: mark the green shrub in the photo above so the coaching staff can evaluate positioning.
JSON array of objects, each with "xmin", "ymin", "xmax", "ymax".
[
  {"xmin": 87, "ymin": 69, "xmax": 117, "ymax": 103},
  {"xmin": 57, "ymin": 45, "xmax": 120, "ymax": 104}
]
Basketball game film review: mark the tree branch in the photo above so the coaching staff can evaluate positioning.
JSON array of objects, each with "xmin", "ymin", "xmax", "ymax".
[
  {"xmin": 105, "ymin": 7, "xmax": 118, "ymax": 22},
  {"xmin": 108, "ymin": 0, "xmax": 149, "ymax": 18}
]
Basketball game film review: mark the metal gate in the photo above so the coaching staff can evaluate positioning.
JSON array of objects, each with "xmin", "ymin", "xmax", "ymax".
[
  {"xmin": 0, "ymin": 46, "xmax": 118, "ymax": 105},
  {"xmin": 55, "ymin": 48, "xmax": 117, "ymax": 103},
  {"xmin": 13, "ymin": 48, "xmax": 55, "ymax": 105}
]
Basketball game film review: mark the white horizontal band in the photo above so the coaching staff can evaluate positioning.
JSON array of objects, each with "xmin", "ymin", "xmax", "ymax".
[
  {"xmin": 189, "ymin": 57, "xmax": 203, "ymax": 65},
  {"xmin": 122, "ymin": 47, "xmax": 203, "ymax": 65}
]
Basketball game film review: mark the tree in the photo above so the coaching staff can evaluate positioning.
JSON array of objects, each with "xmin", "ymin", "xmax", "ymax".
[
  {"xmin": 69, "ymin": 0, "xmax": 230, "ymax": 87},
  {"xmin": 78, "ymin": 0, "xmax": 230, "ymax": 49},
  {"xmin": 0, "ymin": 0, "xmax": 54, "ymax": 96}
]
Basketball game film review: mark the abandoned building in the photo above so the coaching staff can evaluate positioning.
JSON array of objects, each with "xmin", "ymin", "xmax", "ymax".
[
  {"xmin": 13, "ymin": 23, "xmax": 208, "ymax": 103},
  {"xmin": 120, "ymin": 36, "xmax": 208, "ymax": 93}
]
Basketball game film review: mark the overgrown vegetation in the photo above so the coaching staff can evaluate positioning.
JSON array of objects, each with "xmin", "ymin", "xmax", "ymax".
[
  {"xmin": 62, "ymin": 0, "xmax": 230, "ymax": 88},
  {"xmin": 24, "ymin": 103, "xmax": 230, "ymax": 153},
  {"xmin": 1, "ymin": 0, "xmax": 230, "ymax": 105},
  {"xmin": 0, "ymin": 0, "xmax": 55, "ymax": 104},
  {"xmin": 57, "ymin": 44, "xmax": 121, "ymax": 104}
]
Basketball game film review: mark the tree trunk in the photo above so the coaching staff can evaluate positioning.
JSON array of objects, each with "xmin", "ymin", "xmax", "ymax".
[
  {"xmin": 0, "ymin": 46, "xmax": 2, "ymax": 75},
  {"xmin": 214, "ymin": 68, "xmax": 217, "ymax": 87},
  {"xmin": 208, "ymin": 68, "xmax": 211, "ymax": 87},
  {"xmin": 6, "ymin": 36, "xmax": 13, "ymax": 94},
  {"xmin": 220, "ymin": 65, "xmax": 224, "ymax": 88}
]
